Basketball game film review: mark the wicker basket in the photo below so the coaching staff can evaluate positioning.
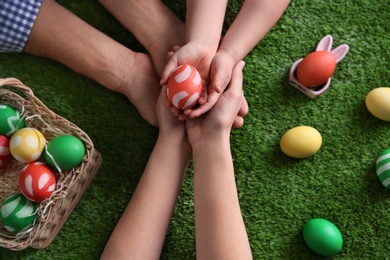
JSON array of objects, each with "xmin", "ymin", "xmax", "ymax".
[{"xmin": 0, "ymin": 78, "xmax": 102, "ymax": 250}]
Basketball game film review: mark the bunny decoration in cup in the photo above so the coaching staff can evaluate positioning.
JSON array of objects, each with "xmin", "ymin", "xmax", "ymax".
[{"xmin": 289, "ymin": 35, "xmax": 349, "ymax": 98}]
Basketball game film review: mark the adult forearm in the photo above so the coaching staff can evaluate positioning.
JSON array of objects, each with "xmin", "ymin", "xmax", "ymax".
[
  {"xmin": 219, "ymin": 0, "xmax": 290, "ymax": 62},
  {"xmin": 185, "ymin": 0, "xmax": 228, "ymax": 51},
  {"xmin": 24, "ymin": 0, "xmax": 133, "ymax": 93},
  {"xmin": 99, "ymin": 0, "xmax": 185, "ymax": 76},
  {"xmin": 192, "ymin": 137, "xmax": 252, "ymax": 259}
]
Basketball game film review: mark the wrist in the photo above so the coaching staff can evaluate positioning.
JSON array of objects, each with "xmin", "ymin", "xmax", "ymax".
[
  {"xmin": 187, "ymin": 41, "xmax": 218, "ymax": 58},
  {"xmin": 158, "ymin": 130, "xmax": 191, "ymax": 156},
  {"xmin": 217, "ymin": 43, "xmax": 240, "ymax": 64},
  {"xmin": 186, "ymin": 39, "xmax": 219, "ymax": 54},
  {"xmin": 191, "ymin": 133, "xmax": 231, "ymax": 152}
]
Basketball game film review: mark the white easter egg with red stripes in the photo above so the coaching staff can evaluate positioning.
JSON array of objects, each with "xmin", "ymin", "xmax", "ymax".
[
  {"xmin": 0, "ymin": 135, "xmax": 12, "ymax": 171},
  {"xmin": 167, "ymin": 64, "xmax": 202, "ymax": 109},
  {"xmin": 19, "ymin": 162, "xmax": 56, "ymax": 202}
]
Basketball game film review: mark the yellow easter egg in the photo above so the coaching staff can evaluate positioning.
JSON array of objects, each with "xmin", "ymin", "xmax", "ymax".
[
  {"xmin": 280, "ymin": 126, "xmax": 322, "ymax": 158},
  {"xmin": 10, "ymin": 128, "xmax": 46, "ymax": 163},
  {"xmin": 365, "ymin": 87, "xmax": 390, "ymax": 121}
]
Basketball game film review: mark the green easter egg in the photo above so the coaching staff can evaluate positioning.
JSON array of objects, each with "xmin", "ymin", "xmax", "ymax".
[
  {"xmin": 376, "ymin": 149, "xmax": 390, "ymax": 189},
  {"xmin": 303, "ymin": 218, "xmax": 343, "ymax": 256},
  {"xmin": 0, "ymin": 104, "xmax": 26, "ymax": 136},
  {"xmin": 0, "ymin": 193, "xmax": 37, "ymax": 234},
  {"xmin": 44, "ymin": 135, "xmax": 85, "ymax": 171}
]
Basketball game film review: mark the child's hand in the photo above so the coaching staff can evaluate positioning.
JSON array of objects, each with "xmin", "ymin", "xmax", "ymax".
[
  {"xmin": 156, "ymin": 85, "xmax": 187, "ymax": 139},
  {"xmin": 186, "ymin": 61, "xmax": 247, "ymax": 146},
  {"xmin": 188, "ymin": 50, "xmax": 249, "ymax": 129},
  {"xmin": 184, "ymin": 49, "xmax": 237, "ymax": 119},
  {"xmin": 161, "ymin": 42, "xmax": 214, "ymax": 87},
  {"xmin": 160, "ymin": 42, "xmax": 215, "ymax": 120}
]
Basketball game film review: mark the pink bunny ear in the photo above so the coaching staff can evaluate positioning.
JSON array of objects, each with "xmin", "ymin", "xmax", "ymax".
[
  {"xmin": 316, "ymin": 35, "xmax": 333, "ymax": 51},
  {"xmin": 331, "ymin": 44, "xmax": 349, "ymax": 63}
]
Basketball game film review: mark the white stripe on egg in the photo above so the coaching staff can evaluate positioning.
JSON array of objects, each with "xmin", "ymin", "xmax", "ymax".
[{"xmin": 174, "ymin": 65, "xmax": 191, "ymax": 83}]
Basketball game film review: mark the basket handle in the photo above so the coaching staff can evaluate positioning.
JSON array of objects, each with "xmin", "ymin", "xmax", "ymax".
[{"xmin": 0, "ymin": 77, "xmax": 57, "ymax": 118}]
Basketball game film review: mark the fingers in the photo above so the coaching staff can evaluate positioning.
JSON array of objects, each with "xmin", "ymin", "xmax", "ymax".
[
  {"xmin": 185, "ymin": 91, "xmax": 220, "ymax": 118},
  {"xmin": 238, "ymin": 93, "xmax": 249, "ymax": 117},
  {"xmin": 160, "ymin": 62, "xmax": 177, "ymax": 86},
  {"xmin": 190, "ymin": 61, "xmax": 246, "ymax": 121},
  {"xmin": 170, "ymin": 106, "xmax": 181, "ymax": 117},
  {"xmin": 223, "ymin": 61, "xmax": 245, "ymax": 114},
  {"xmin": 210, "ymin": 58, "xmax": 232, "ymax": 94},
  {"xmin": 164, "ymin": 45, "xmax": 181, "ymax": 63},
  {"xmin": 232, "ymin": 116, "xmax": 244, "ymax": 129},
  {"xmin": 197, "ymin": 79, "xmax": 209, "ymax": 105},
  {"xmin": 232, "ymin": 96, "xmax": 248, "ymax": 129},
  {"xmin": 171, "ymin": 45, "xmax": 181, "ymax": 53},
  {"xmin": 160, "ymin": 51, "xmax": 180, "ymax": 85},
  {"xmin": 163, "ymin": 88, "xmax": 172, "ymax": 108}
]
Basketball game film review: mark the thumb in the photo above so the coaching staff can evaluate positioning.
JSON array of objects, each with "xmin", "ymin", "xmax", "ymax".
[
  {"xmin": 160, "ymin": 54, "xmax": 180, "ymax": 86},
  {"xmin": 210, "ymin": 58, "xmax": 232, "ymax": 94},
  {"xmin": 224, "ymin": 61, "xmax": 245, "ymax": 103},
  {"xmin": 214, "ymin": 60, "xmax": 245, "ymax": 126}
]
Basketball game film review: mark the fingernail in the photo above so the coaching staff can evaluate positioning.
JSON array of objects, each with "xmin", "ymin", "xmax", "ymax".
[{"xmin": 239, "ymin": 61, "xmax": 246, "ymax": 71}]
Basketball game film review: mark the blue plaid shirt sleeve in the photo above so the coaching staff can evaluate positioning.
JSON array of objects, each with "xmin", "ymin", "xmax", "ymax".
[{"xmin": 0, "ymin": 0, "xmax": 42, "ymax": 52}]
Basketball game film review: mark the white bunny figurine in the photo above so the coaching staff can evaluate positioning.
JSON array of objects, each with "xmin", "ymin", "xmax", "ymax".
[{"xmin": 289, "ymin": 35, "xmax": 349, "ymax": 98}]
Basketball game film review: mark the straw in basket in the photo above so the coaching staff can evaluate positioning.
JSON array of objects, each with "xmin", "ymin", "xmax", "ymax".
[{"xmin": 0, "ymin": 78, "xmax": 102, "ymax": 250}]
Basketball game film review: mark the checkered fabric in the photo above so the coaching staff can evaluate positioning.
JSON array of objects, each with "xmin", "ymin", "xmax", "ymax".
[{"xmin": 0, "ymin": 0, "xmax": 42, "ymax": 52}]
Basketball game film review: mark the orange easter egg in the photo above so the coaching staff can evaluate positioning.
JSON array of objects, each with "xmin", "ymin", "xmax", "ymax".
[
  {"xmin": 297, "ymin": 51, "xmax": 336, "ymax": 87},
  {"xmin": 167, "ymin": 64, "xmax": 202, "ymax": 109}
]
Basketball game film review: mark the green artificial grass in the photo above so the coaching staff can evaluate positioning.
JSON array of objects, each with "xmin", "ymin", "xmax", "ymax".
[{"xmin": 0, "ymin": 0, "xmax": 389, "ymax": 259}]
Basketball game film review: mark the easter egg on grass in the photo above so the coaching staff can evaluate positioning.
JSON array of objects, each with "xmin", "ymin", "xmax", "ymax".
[
  {"xmin": 0, "ymin": 135, "xmax": 12, "ymax": 171},
  {"xmin": 297, "ymin": 51, "xmax": 336, "ymax": 87},
  {"xmin": 303, "ymin": 218, "xmax": 343, "ymax": 256},
  {"xmin": 0, "ymin": 104, "xmax": 26, "ymax": 136},
  {"xmin": 44, "ymin": 135, "xmax": 85, "ymax": 171},
  {"xmin": 19, "ymin": 162, "xmax": 56, "ymax": 202},
  {"xmin": 167, "ymin": 64, "xmax": 202, "ymax": 109},
  {"xmin": 280, "ymin": 126, "xmax": 322, "ymax": 158},
  {"xmin": 10, "ymin": 128, "xmax": 45, "ymax": 163},
  {"xmin": 376, "ymin": 149, "xmax": 390, "ymax": 189},
  {"xmin": 365, "ymin": 87, "xmax": 390, "ymax": 121},
  {"xmin": 0, "ymin": 193, "xmax": 37, "ymax": 234}
]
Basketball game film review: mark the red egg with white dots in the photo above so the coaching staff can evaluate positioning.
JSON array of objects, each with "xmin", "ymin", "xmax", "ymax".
[
  {"xmin": 19, "ymin": 162, "xmax": 56, "ymax": 202},
  {"xmin": 167, "ymin": 64, "xmax": 202, "ymax": 109},
  {"xmin": 0, "ymin": 135, "xmax": 11, "ymax": 171}
]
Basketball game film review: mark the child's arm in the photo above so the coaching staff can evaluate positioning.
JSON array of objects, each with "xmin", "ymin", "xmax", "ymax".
[
  {"xmin": 219, "ymin": 0, "xmax": 290, "ymax": 63},
  {"xmin": 185, "ymin": 0, "xmax": 228, "ymax": 52},
  {"xmin": 160, "ymin": 0, "xmax": 228, "ymax": 93},
  {"xmin": 192, "ymin": 137, "xmax": 252, "ymax": 260},
  {"xmin": 101, "ymin": 87, "xmax": 190, "ymax": 260},
  {"xmin": 186, "ymin": 61, "xmax": 252, "ymax": 259},
  {"xmin": 212, "ymin": 0, "xmax": 291, "ymax": 91},
  {"xmin": 181, "ymin": 0, "xmax": 290, "ymax": 119}
]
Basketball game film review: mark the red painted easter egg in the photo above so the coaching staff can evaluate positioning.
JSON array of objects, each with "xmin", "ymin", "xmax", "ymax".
[
  {"xmin": 19, "ymin": 162, "xmax": 56, "ymax": 202},
  {"xmin": 0, "ymin": 135, "xmax": 11, "ymax": 171},
  {"xmin": 167, "ymin": 64, "xmax": 202, "ymax": 109},
  {"xmin": 297, "ymin": 51, "xmax": 336, "ymax": 87}
]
